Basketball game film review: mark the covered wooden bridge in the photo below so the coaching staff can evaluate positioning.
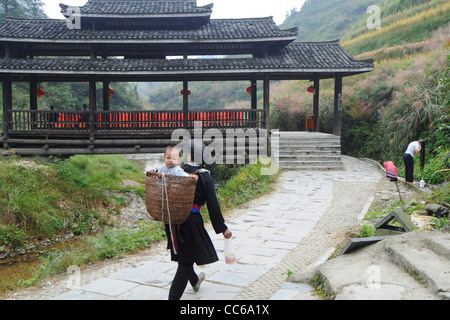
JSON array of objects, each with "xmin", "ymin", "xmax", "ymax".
[{"xmin": 0, "ymin": 0, "xmax": 374, "ymax": 156}]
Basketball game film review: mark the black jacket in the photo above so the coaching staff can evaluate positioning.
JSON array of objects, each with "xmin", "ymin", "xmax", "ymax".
[{"xmin": 165, "ymin": 163, "xmax": 227, "ymax": 265}]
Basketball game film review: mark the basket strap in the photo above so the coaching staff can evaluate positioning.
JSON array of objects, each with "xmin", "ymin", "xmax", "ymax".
[{"xmin": 162, "ymin": 173, "xmax": 177, "ymax": 255}]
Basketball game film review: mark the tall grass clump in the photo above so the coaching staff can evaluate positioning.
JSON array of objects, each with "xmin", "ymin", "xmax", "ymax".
[{"xmin": 0, "ymin": 155, "xmax": 145, "ymax": 244}]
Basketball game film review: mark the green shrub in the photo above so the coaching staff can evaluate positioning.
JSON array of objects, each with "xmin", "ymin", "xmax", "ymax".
[
  {"xmin": 0, "ymin": 225, "xmax": 27, "ymax": 248},
  {"xmin": 358, "ymin": 224, "xmax": 376, "ymax": 238},
  {"xmin": 419, "ymin": 148, "xmax": 450, "ymax": 184}
]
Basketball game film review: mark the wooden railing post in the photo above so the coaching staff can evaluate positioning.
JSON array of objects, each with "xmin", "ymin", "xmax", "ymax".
[
  {"xmin": 89, "ymin": 77, "xmax": 96, "ymax": 138},
  {"xmin": 333, "ymin": 76, "xmax": 343, "ymax": 136},
  {"xmin": 183, "ymin": 80, "xmax": 189, "ymax": 129},
  {"xmin": 263, "ymin": 75, "xmax": 270, "ymax": 131},
  {"xmin": 2, "ymin": 76, "xmax": 12, "ymax": 140}
]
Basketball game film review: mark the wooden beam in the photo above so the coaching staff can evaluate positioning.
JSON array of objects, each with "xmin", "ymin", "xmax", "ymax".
[
  {"xmin": 183, "ymin": 80, "xmax": 189, "ymax": 129},
  {"xmin": 251, "ymin": 77, "xmax": 257, "ymax": 110},
  {"xmin": 30, "ymin": 78, "xmax": 38, "ymax": 111},
  {"xmin": 2, "ymin": 76, "xmax": 12, "ymax": 139},
  {"xmin": 4, "ymin": 44, "xmax": 10, "ymax": 58},
  {"xmin": 89, "ymin": 77, "xmax": 96, "ymax": 137},
  {"xmin": 333, "ymin": 76, "xmax": 343, "ymax": 136},
  {"xmin": 263, "ymin": 75, "xmax": 270, "ymax": 132},
  {"xmin": 103, "ymin": 81, "xmax": 110, "ymax": 111},
  {"xmin": 313, "ymin": 78, "xmax": 320, "ymax": 132}
]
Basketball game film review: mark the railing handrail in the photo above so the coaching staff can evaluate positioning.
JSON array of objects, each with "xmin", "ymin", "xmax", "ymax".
[
  {"xmin": 11, "ymin": 109, "xmax": 264, "ymax": 113},
  {"xmin": 6, "ymin": 108, "xmax": 265, "ymax": 133}
]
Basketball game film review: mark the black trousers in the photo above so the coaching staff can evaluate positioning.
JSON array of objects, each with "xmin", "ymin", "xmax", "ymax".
[
  {"xmin": 168, "ymin": 262, "xmax": 199, "ymax": 300},
  {"xmin": 403, "ymin": 153, "xmax": 414, "ymax": 183}
]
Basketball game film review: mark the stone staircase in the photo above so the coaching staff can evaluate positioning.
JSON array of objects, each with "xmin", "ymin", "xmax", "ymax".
[
  {"xmin": 312, "ymin": 230, "xmax": 450, "ymax": 300},
  {"xmin": 275, "ymin": 131, "xmax": 344, "ymax": 171}
]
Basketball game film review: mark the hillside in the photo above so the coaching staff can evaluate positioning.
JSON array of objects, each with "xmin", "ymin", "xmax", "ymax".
[
  {"xmin": 145, "ymin": 0, "xmax": 449, "ymax": 111},
  {"xmin": 280, "ymin": 0, "xmax": 449, "ymax": 51},
  {"xmin": 271, "ymin": 0, "xmax": 450, "ymax": 175},
  {"xmin": 341, "ymin": 0, "xmax": 450, "ymax": 55},
  {"xmin": 280, "ymin": 0, "xmax": 379, "ymax": 41}
]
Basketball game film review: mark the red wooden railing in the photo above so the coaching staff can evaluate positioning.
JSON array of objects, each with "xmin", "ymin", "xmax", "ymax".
[{"xmin": 6, "ymin": 109, "xmax": 265, "ymax": 133}]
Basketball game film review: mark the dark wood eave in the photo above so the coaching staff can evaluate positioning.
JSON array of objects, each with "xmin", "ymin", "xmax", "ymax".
[
  {"xmin": 0, "ymin": 41, "xmax": 375, "ymax": 82},
  {"xmin": 59, "ymin": 1, "xmax": 214, "ymax": 19},
  {"xmin": 59, "ymin": 1, "xmax": 214, "ymax": 29},
  {"xmin": 0, "ymin": 17, "xmax": 298, "ymax": 57}
]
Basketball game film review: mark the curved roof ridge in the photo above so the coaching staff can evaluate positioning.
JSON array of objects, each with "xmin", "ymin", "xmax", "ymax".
[
  {"xmin": 212, "ymin": 16, "xmax": 274, "ymax": 22},
  {"xmin": 293, "ymin": 39, "xmax": 341, "ymax": 44}
]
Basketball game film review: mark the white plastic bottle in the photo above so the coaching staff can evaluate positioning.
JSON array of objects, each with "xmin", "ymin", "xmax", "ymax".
[
  {"xmin": 224, "ymin": 238, "xmax": 236, "ymax": 264},
  {"xmin": 420, "ymin": 179, "xmax": 425, "ymax": 188}
]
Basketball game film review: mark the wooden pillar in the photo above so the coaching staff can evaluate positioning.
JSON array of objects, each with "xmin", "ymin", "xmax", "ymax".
[
  {"xmin": 251, "ymin": 78, "xmax": 257, "ymax": 110},
  {"xmin": 183, "ymin": 80, "xmax": 189, "ymax": 129},
  {"xmin": 333, "ymin": 76, "xmax": 343, "ymax": 136},
  {"xmin": 263, "ymin": 75, "xmax": 270, "ymax": 131},
  {"xmin": 4, "ymin": 44, "xmax": 10, "ymax": 58},
  {"xmin": 89, "ymin": 77, "xmax": 96, "ymax": 137},
  {"xmin": 30, "ymin": 78, "xmax": 38, "ymax": 110},
  {"xmin": 89, "ymin": 45, "xmax": 96, "ymax": 59},
  {"xmin": 2, "ymin": 76, "xmax": 12, "ymax": 139},
  {"xmin": 313, "ymin": 78, "xmax": 320, "ymax": 132},
  {"xmin": 102, "ymin": 81, "xmax": 110, "ymax": 111},
  {"xmin": 30, "ymin": 78, "xmax": 38, "ymax": 130}
]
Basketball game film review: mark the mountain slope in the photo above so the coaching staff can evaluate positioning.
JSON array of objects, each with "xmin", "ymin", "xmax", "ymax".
[
  {"xmin": 279, "ymin": 0, "xmax": 379, "ymax": 41},
  {"xmin": 280, "ymin": 0, "xmax": 449, "ymax": 57}
]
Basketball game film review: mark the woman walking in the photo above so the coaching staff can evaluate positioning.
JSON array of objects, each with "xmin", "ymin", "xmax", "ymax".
[{"xmin": 166, "ymin": 140, "xmax": 232, "ymax": 300}]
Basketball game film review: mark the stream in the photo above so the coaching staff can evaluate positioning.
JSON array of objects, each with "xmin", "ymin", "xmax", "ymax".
[
  {"xmin": 0, "ymin": 153, "xmax": 164, "ymax": 295},
  {"xmin": 125, "ymin": 153, "xmax": 164, "ymax": 173}
]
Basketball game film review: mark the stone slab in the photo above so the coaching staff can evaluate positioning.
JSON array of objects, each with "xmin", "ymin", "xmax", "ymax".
[{"xmin": 80, "ymin": 278, "xmax": 140, "ymax": 297}]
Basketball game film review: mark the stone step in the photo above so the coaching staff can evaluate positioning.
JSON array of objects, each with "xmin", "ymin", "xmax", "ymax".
[
  {"xmin": 278, "ymin": 139, "xmax": 340, "ymax": 144},
  {"xmin": 275, "ymin": 132, "xmax": 343, "ymax": 171},
  {"xmin": 279, "ymin": 146, "xmax": 341, "ymax": 152},
  {"xmin": 278, "ymin": 137, "xmax": 340, "ymax": 142},
  {"xmin": 308, "ymin": 231, "xmax": 448, "ymax": 300},
  {"xmin": 279, "ymin": 155, "xmax": 342, "ymax": 162},
  {"xmin": 280, "ymin": 166, "xmax": 345, "ymax": 171},
  {"xmin": 278, "ymin": 150, "xmax": 341, "ymax": 156},
  {"xmin": 386, "ymin": 232, "xmax": 450, "ymax": 298},
  {"xmin": 316, "ymin": 243, "xmax": 440, "ymax": 300}
]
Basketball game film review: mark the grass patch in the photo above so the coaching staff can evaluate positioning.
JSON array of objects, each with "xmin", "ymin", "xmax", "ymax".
[
  {"xmin": 19, "ymin": 221, "xmax": 166, "ymax": 289},
  {"xmin": 215, "ymin": 159, "xmax": 280, "ymax": 214},
  {"xmin": 0, "ymin": 155, "xmax": 144, "ymax": 243}
]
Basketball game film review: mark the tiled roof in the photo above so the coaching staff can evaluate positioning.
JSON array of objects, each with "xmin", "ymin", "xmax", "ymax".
[
  {"xmin": 60, "ymin": 0, "xmax": 213, "ymax": 17},
  {"xmin": 0, "ymin": 41, "xmax": 374, "ymax": 77},
  {"xmin": 0, "ymin": 17, "xmax": 298, "ymax": 41}
]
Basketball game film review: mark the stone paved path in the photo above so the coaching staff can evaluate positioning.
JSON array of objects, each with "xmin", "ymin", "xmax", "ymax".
[
  {"xmin": 46, "ymin": 155, "xmax": 382, "ymax": 300},
  {"xmin": 3, "ymin": 155, "xmax": 383, "ymax": 300}
]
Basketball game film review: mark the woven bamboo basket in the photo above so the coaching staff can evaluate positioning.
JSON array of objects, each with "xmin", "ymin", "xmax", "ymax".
[{"xmin": 145, "ymin": 172, "xmax": 197, "ymax": 225}]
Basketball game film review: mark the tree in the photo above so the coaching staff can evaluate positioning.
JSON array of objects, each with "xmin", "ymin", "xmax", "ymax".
[{"xmin": 0, "ymin": 0, "xmax": 47, "ymax": 21}]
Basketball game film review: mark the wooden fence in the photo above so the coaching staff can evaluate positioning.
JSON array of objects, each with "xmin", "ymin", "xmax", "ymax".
[{"xmin": 6, "ymin": 109, "xmax": 265, "ymax": 134}]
